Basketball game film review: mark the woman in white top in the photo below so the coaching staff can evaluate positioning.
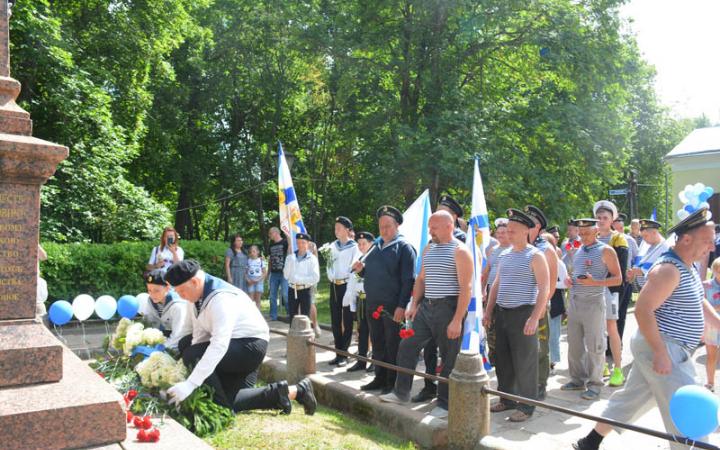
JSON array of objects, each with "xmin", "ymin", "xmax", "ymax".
[
  {"xmin": 147, "ymin": 227, "xmax": 184, "ymax": 273},
  {"xmin": 283, "ymin": 233, "xmax": 320, "ymax": 320}
]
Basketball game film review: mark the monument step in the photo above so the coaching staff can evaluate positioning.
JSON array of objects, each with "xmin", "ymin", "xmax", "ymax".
[
  {"xmin": 0, "ymin": 321, "xmax": 62, "ymax": 387},
  {"xmin": 0, "ymin": 345, "xmax": 126, "ymax": 450}
]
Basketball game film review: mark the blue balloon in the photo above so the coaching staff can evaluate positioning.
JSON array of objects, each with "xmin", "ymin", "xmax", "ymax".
[
  {"xmin": 699, "ymin": 192, "xmax": 710, "ymax": 202},
  {"xmin": 117, "ymin": 295, "xmax": 139, "ymax": 319},
  {"xmin": 684, "ymin": 204, "xmax": 695, "ymax": 213},
  {"xmin": 705, "ymin": 186, "xmax": 714, "ymax": 197},
  {"xmin": 670, "ymin": 385, "xmax": 720, "ymax": 439},
  {"xmin": 49, "ymin": 300, "xmax": 73, "ymax": 326}
]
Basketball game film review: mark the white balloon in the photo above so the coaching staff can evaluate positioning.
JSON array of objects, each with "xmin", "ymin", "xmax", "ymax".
[
  {"xmin": 677, "ymin": 209, "xmax": 690, "ymax": 220},
  {"xmin": 72, "ymin": 294, "xmax": 95, "ymax": 321},
  {"xmin": 94, "ymin": 295, "xmax": 117, "ymax": 320},
  {"xmin": 694, "ymin": 182, "xmax": 705, "ymax": 193},
  {"xmin": 699, "ymin": 202, "xmax": 710, "ymax": 210},
  {"xmin": 679, "ymin": 190, "xmax": 688, "ymax": 203},
  {"xmin": 136, "ymin": 292, "xmax": 150, "ymax": 305}
]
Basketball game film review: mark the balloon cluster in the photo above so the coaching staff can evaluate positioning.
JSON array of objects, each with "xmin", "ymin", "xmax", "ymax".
[
  {"xmin": 670, "ymin": 385, "xmax": 720, "ymax": 440},
  {"xmin": 677, "ymin": 183, "xmax": 714, "ymax": 220},
  {"xmin": 48, "ymin": 293, "xmax": 148, "ymax": 326}
]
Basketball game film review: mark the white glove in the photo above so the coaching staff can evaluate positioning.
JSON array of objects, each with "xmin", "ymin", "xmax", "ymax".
[{"xmin": 167, "ymin": 380, "xmax": 198, "ymax": 405}]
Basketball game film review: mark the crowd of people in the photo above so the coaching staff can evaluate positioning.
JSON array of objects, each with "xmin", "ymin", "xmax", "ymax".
[{"xmin": 134, "ymin": 196, "xmax": 720, "ymax": 445}]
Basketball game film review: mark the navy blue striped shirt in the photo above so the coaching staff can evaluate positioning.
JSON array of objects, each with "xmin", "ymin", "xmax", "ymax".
[
  {"xmin": 653, "ymin": 250, "xmax": 705, "ymax": 350},
  {"xmin": 424, "ymin": 241, "xmax": 460, "ymax": 298},
  {"xmin": 496, "ymin": 245, "xmax": 541, "ymax": 308},
  {"xmin": 571, "ymin": 241, "xmax": 609, "ymax": 297}
]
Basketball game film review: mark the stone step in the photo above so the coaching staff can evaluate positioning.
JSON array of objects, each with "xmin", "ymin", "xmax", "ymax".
[
  {"xmin": 0, "ymin": 321, "xmax": 62, "ymax": 387},
  {"xmin": 0, "ymin": 345, "xmax": 126, "ymax": 449}
]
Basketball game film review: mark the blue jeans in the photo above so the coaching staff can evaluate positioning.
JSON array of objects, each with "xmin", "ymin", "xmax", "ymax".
[
  {"xmin": 268, "ymin": 272, "xmax": 288, "ymax": 320},
  {"xmin": 549, "ymin": 314, "xmax": 562, "ymax": 364}
]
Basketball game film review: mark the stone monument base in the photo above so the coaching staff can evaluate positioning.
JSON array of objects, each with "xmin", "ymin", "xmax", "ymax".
[{"xmin": 0, "ymin": 322, "xmax": 126, "ymax": 450}]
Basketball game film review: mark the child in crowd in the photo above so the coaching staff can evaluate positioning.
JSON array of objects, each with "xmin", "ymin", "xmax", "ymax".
[
  {"xmin": 704, "ymin": 257, "xmax": 720, "ymax": 391},
  {"xmin": 140, "ymin": 269, "xmax": 192, "ymax": 351},
  {"xmin": 245, "ymin": 244, "xmax": 267, "ymax": 309}
]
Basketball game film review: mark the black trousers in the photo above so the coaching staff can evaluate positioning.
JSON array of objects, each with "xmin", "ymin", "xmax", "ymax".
[
  {"xmin": 367, "ymin": 303, "xmax": 401, "ymax": 388},
  {"xmin": 494, "ymin": 305, "xmax": 538, "ymax": 415},
  {"xmin": 617, "ymin": 282, "xmax": 633, "ymax": 340},
  {"xmin": 330, "ymin": 283, "xmax": 353, "ymax": 351},
  {"xmin": 356, "ymin": 295, "xmax": 370, "ymax": 357},
  {"xmin": 179, "ymin": 335, "xmax": 271, "ymax": 410},
  {"xmin": 289, "ymin": 287, "xmax": 312, "ymax": 320}
]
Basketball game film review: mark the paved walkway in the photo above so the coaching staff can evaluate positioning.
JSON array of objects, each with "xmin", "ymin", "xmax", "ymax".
[{"xmin": 56, "ymin": 312, "xmax": 720, "ymax": 449}]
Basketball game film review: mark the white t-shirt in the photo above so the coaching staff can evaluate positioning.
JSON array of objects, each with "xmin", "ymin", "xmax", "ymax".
[
  {"xmin": 246, "ymin": 257, "xmax": 266, "ymax": 280},
  {"xmin": 148, "ymin": 246, "xmax": 185, "ymax": 272}
]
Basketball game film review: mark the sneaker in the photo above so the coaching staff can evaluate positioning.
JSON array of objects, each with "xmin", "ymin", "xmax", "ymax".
[
  {"xmin": 603, "ymin": 363, "xmax": 610, "ymax": 378},
  {"xmin": 295, "ymin": 378, "xmax": 317, "ymax": 415},
  {"xmin": 509, "ymin": 410, "xmax": 531, "ymax": 422},
  {"xmin": 581, "ymin": 389, "xmax": 600, "ymax": 401},
  {"xmin": 705, "ymin": 383, "xmax": 715, "ymax": 392},
  {"xmin": 560, "ymin": 381, "xmax": 585, "ymax": 391},
  {"xmin": 428, "ymin": 406, "xmax": 448, "ymax": 419},
  {"xmin": 608, "ymin": 367, "xmax": 625, "ymax": 387},
  {"xmin": 379, "ymin": 392, "xmax": 409, "ymax": 404},
  {"xmin": 314, "ymin": 325, "xmax": 322, "ymax": 338},
  {"xmin": 347, "ymin": 361, "xmax": 367, "ymax": 372},
  {"xmin": 572, "ymin": 436, "xmax": 599, "ymax": 450},
  {"xmin": 411, "ymin": 386, "xmax": 437, "ymax": 403}
]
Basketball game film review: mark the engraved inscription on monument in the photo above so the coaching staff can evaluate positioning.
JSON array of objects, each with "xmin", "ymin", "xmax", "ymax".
[{"xmin": 0, "ymin": 185, "xmax": 38, "ymax": 318}]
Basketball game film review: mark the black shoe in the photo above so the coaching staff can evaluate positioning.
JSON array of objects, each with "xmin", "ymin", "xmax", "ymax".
[
  {"xmin": 366, "ymin": 363, "xmax": 375, "ymax": 372},
  {"xmin": 538, "ymin": 385, "xmax": 547, "ymax": 401},
  {"xmin": 275, "ymin": 380, "xmax": 292, "ymax": 414},
  {"xmin": 336, "ymin": 357, "xmax": 348, "ymax": 367},
  {"xmin": 411, "ymin": 386, "xmax": 437, "ymax": 403},
  {"xmin": 360, "ymin": 378, "xmax": 385, "ymax": 391},
  {"xmin": 380, "ymin": 386, "xmax": 393, "ymax": 395},
  {"xmin": 328, "ymin": 356, "xmax": 340, "ymax": 366},
  {"xmin": 295, "ymin": 378, "xmax": 317, "ymax": 416},
  {"xmin": 572, "ymin": 437, "xmax": 597, "ymax": 450},
  {"xmin": 347, "ymin": 361, "xmax": 366, "ymax": 372}
]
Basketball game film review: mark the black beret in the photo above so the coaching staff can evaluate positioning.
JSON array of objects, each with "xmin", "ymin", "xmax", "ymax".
[
  {"xmin": 356, "ymin": 231, "xmax": 375, "ymax": 242},
  {"xmin": 639, "ymin": 219, "xmax": 661, "ymax": 230},
  {"xmin": 165, "ymin": 259, "xmax": 200, "ymax": 287},
  {"xmin": 567, "ymin": 218, "xmax": 577, "ymax": 226},
  {"xmin": 668, "ymin": 207, "xmax": 713, "ymax": 236},
  {"xmin": 335, "ymin": 216, "xmax": 353, "ymax": 229},
  {"xmin": 506, "ymin": 208, "xmax": 535, "ymax": 228},
  {"xmin": 438, "ymin": 194, "xmax": 464, "ymax": 218},
  {"xmin": 524, "ymin": 205, "xmax": 547, "ymax": 230},
  {"xmin": 547, "ymin": 225, "xmax": 559, "ymax": 234},
  {"xmin": 376, "ymin": 205, "xmax": 403, "ymax": 224},
  {"xmin": 574, "ymin": 218, "xmax": 599, "ymax": 228},
  {"xmin": 144, "ymin": 269, "xmax": 166, "ymax": 286},
  {"xmin": 295, "ymin": 232, "xmax": 312, "ymax": 241},
  {"xmin": 614, "ymin": 213, "xmax": 628, "ymax": 223}
]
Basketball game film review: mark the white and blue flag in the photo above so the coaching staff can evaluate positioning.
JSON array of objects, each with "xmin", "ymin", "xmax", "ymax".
[
  {"xmin": 462, "ymin": 158, "xmax": 491, "ymax": 370},
  {"xmin": 399, "ymin": 189, "xmax": 432, "ymax": 275},
  {"xmin": 278, "ymin": 142, "xmax": 307, "ymax": 253}
]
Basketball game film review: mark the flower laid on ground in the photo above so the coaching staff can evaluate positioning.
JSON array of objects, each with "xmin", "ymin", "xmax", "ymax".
[
  {"xmin": 135, "ymin": 351, "xmax": 187, "ymax": 389},
  {"xmin": 109, "ymin": 318, "xmax": 166, "ymax": 356}
]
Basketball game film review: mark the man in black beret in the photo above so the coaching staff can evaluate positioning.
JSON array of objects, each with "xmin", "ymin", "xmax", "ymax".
[
  {"xmin": 574, "ymin": 208, "xmax": 720, "ymax": 450},
  {"xmin": 164, "ymin": 260, "xmax": 317, "ymax": 416},
  {"xmin": 524, "ymin": 205, "xmax": 558, "ymax": 401},
  {"xmin": 353, "ymin": 205, "xmax": 416, "ymax": 393},
  {"xmin": 483, "ymin": 208, "xmax": 550, "ymax": 422},
  {"xmin": 437, "ymin": 194, "xmax": 467, "ymax": 243},
  {"xmin": 626, "ymin": 219, "xmax": 669, "ymax": 290},
  {"xmin": 326, "ymin": 216, "xmax": 360, "ymax": 367}
]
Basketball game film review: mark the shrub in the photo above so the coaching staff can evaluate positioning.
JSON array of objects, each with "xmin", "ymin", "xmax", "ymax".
[{"xmin": 42, "ymin": 240, "xmax": 228, "ymax": 302}]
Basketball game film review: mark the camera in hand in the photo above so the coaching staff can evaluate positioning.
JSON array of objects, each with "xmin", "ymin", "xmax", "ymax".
[
  {"xmin": 577, "ymin": 274, "xmax": 588, "ymax": 279},
  {"xmin": 167, "ymin": 236, "xmax": 175, "ymax": 245}
]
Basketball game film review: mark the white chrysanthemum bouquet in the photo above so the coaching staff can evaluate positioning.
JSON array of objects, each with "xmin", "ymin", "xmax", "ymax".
[
  {"xmin": 109, "ymin": 318, "xmax": 166, "ymax": 356},
  {"xmin": 135, "ymin": 351, "xmax": 187, "ymax": 388}
]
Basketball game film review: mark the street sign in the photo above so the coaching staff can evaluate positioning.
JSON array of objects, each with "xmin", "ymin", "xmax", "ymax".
[{"xmin": 609, "ymin": 189, "xmax": 628, "ymax": 196}]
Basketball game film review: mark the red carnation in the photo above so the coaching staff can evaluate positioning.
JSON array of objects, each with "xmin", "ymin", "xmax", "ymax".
[
  {"xmin": 376, "ymin": 305, "xmax": 384, "ymax": 313},
  {"xmin": 573, "ymin": 240, "xmax": 581, "ymax": 248},
  {"xmin": 143, "ymin": 416, "xmax": 153, "ymax": 430},
  {"xmin": 133, "ymin": 416, "xmax": 144, "ymax": 429},
  {"xmin": 399, "ymin": 329, "xmax": 407, "ymax": 338},
  {"xmin": 127, "ymin": 389, "xmax": 138, "ymax": 400},
  {"xmin": 372, "ymin": 311, "xmax": 381, "ymax": 320},
  {"xmin": 126, "ymin": 411, "xmax": 134, "ymax": 423},
  {"xmin": 96, "ymin": 371, "xmax": 105, "ymax": 379},
  {"xmin": 137, "ymin": 429, "xmax": 148, "ymax": 442},
  {"xmin": 148, "ymin": 428, "xmax": 160, "ymax": 442},
  {"xmin": 714, "ymin": 292, "xmax": 720, "ymax": 300},
  {"xmin": 405, "ymin": 328, "xmax": 415, "ymax": 338},
  {"xmin": 565, "ymin": 243, "xmax": 572, "ymax": 251}
]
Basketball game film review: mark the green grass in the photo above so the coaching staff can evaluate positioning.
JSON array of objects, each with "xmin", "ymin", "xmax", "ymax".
[
  {"xmin": 259, "ymin": 278, "xmax": 332, "ymax": 325},
  {"xmin": 205, "ymin": 404, "xmax": 416, "ymax": 450}
]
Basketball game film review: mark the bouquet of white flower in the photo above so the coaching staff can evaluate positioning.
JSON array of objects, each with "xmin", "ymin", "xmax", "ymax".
[
  {"xmin": 109, "ymin": 318, "xmax": 167, "ymax": 356},
  {"xmin": 318, "ymin": 242, "xmax": 334, "ymax": 266},
  {"xmin": 135, "ymin": 351, "xmax": 188, "ymax": 388}
]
